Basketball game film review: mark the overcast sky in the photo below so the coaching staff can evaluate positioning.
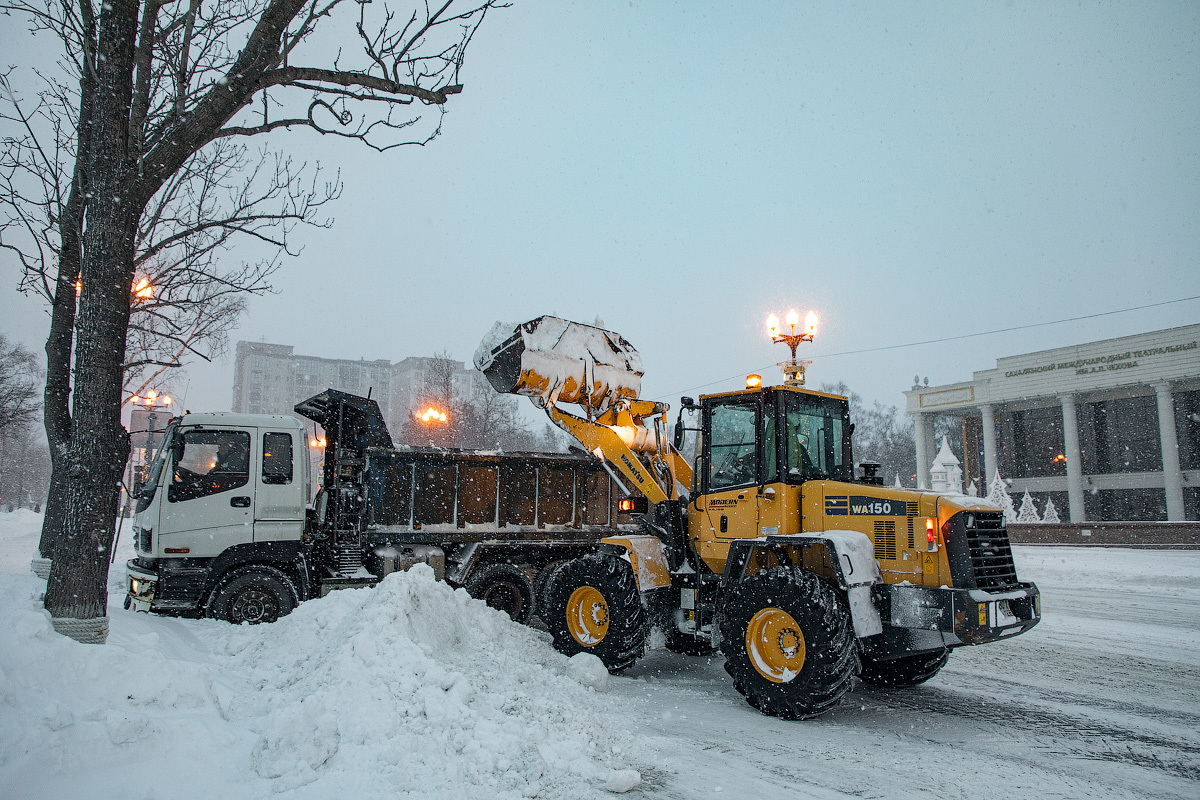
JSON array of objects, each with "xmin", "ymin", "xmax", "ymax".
[{"xmin": 2, "ymin": 0, "xmax": 1198, "ymax": 420}]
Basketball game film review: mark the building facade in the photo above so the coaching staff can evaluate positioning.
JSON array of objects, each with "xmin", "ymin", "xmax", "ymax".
[
  {"xmin": 232, "ymin": 341, "xmax": 493, "ymax": 437},
  {"xmin": 904, "ymin": 325, "xmax": 1200, "ymax": 522}
]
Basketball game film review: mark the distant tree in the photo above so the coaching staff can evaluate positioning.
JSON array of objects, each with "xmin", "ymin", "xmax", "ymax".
[
  {"xmin": 0, "ymin": 0, "xmax": 501, "ymax": 641},
  {"xmin": 399, "ymin": 351, "xmax": 535, "ymax": 451},
  {"xmin": 0, "ymin": 421, "xmax": 51, "ymax": 509},
  {"xmin": 1041, "ymin": 496, "xmax": 1061, "ymax": 524},
  {"xmin": 1016, "ymin": 491, "xmax": 1040, "ymax": 523},
  {"xmin": 821, "ymin": 381, "xmax": 916, "ymax": 485},
  {"xmin": 986, "ymin": 473, "xmax": 1017, "ymax": 523},
  {"xmin": 0, "ymin": 335, "xmax": 40, "ymax": 433}
]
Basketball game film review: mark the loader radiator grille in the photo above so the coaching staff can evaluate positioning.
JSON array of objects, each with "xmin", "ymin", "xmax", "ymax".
[
  {"xmin": 964, "ymin": 512, "xmax": 1019, "ymax": 590},
  {"xmin": 906, "ymin": 516, "xmax": 915, "ymax": 549},
  {"xmin": 873, "ymin": 520, "xmax": 897, "ymax": 560}
]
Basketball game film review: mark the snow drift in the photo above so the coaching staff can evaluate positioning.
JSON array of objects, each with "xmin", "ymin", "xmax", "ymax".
[{"xmin": 0, "ymin": 536, "xmax": 645, "ymax": 799}]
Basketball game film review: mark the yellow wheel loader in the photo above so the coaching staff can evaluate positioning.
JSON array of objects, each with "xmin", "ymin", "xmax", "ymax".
[{"xmin": 475, "ymin": 316, "xmax": 1040, "ymax": 719}]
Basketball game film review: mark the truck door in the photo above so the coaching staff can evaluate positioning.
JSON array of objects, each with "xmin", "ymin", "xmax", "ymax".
[
  {"xmin": 159, "ymin": 428, "xmax": 255, "ymax": 557},
  {"xmin": 255, "ymin": 429, "xmax": 305, "ymax": 542},
  {"xmin": 700, "ymin": 397, "xmax": 761, "ymax": 544}
]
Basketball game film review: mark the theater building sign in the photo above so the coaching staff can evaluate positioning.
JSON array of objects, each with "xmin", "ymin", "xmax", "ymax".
[{"xmin": 904, "ymin": 324, "xmax": 1200, "ymax": 522}]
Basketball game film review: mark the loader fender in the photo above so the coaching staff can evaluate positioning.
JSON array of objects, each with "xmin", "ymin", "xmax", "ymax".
[
  {"xmin": 733, "ymin": 531, "xmax": 884, "ymax": 639},
  {"xmin": 600, "ymin": 535, "xmax": 671, "ymax": 591}
]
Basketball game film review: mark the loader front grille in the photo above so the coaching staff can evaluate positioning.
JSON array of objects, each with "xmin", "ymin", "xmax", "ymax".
[{"xmin": 964, "ymin": 512, "xmax": 1018, "ymax": 590}]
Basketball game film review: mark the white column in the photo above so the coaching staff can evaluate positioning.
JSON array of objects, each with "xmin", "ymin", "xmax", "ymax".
[
  {"xmin": 1060, "ymin": 394, "xmax": 1085, "ymax": 522},
  {"xmin": 1154, "ymin": 382, "xmax": 1185, "ymax": 521},
  {"xmin": 914, "ymin": 413, "xmax": 931, "ymax": 489},
  {"xmin": 980, "ymin": 403, "xmax": 998, "ymax": 485}
]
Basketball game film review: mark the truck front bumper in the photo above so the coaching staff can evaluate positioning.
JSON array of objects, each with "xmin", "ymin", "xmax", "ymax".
[
  {"xmin": 884, "ymin": 581, "xmax": 1041, "ymax": 645},
  {"xmin": 126, "ymin": 560, "xmax": 158, "ymax": 612}
]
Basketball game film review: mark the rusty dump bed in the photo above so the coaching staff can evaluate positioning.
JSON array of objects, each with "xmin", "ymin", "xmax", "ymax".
[{"xmin": 365, "ymin": 445, "xmax": 641, "ymax": 545}]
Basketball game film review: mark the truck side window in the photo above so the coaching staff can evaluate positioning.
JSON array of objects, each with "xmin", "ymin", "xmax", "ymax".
[
  {"xmin": 262, "ymin": 432, "xmax": 293, "ymax": 485},
  {"xmin": 708, "ymin": 402, "xmax": 757, "ymax": 490},
  {"xmin": 168, "ymin": 430, "xmax": 250, "ymax": 503}
]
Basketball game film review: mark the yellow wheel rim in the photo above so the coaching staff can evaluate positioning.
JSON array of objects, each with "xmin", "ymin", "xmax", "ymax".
[
  {"xmin": 746, "ymin": 607, "xmax": 806, "ymax": 683},
  {"xmin": 566, "ymin": 585, "xmax": 609, "ymax": 646}
]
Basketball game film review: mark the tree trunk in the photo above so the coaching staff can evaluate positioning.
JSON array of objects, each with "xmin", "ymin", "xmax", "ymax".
[
  {"xmin": 37, "ymin": 229, "xmax": 82, "ymax": 563},
  {"xmin": 43, "ymin": 0, "xmax": 140, "ymax": 639},
  {"xmin": 37, "ymin": 7, "xmax": 95, "ymax": 565}
]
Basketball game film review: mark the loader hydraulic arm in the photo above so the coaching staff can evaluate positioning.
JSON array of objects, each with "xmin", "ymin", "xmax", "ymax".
[{"xmin": 546, "ymin": 398, "xmax": 692, "ymax": 505}]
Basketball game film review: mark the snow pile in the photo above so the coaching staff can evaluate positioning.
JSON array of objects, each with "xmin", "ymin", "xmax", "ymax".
[{"xmin": 0, "ymin": 551, "xmax": 647, "ymax": 799}]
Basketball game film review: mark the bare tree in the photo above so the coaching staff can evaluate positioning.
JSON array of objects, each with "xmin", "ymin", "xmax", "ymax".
[
  {"xmin": 0, "ymin": 334, "xmax": 40, "ymax": 433},
  {"xmin": 0, "ymin": 0, "xmax": 502, "ymax": 641}
]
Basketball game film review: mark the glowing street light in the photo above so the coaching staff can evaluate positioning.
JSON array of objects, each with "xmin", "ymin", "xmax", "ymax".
[
  {"xmin": 765, "ymin": 308, "xmax": 819, "ymax": 386},
  {"xmin": 419, "ymin": 406, "xmax": 448, "ymax": 424},
  {"xmin": 133, "ymin": 277, "xmax": 154, "ymax": 300}
]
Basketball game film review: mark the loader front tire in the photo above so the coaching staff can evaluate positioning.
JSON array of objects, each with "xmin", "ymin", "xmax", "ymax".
[
  {"xmin": 543, "ymin": 553, "xmax": 648, "ymax": 673},
  {"xmin": 719, "ymin": 567, "xmax": 857, "ymax": 720},
  {"xmin": 858, "ymin": 648, "xmax": 949, "ymax": 687}
]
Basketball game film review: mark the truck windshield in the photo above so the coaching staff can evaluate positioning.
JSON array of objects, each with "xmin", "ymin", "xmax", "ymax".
[
  {"xmin": 136, "ymin": 421, "xmax": 176, "ymax": 513},
  {"xmin": 782, "ymin": 393, "xmax": 849, "ymax": 482}
]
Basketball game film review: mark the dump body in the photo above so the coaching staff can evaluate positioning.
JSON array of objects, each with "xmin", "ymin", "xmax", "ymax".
[{"xmin": 362, "ymin": 445, "xmax": 640, "ymax": 584}]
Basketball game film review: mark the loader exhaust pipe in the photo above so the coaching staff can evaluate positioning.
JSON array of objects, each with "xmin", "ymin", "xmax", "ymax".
[{"xmin": 474, "ymin": 316, "xmax": 643, "ymax": 412}]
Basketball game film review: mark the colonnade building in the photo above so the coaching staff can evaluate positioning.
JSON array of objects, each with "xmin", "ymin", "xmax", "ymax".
[{"xmin": 903, "ymin": 324, "xmax": 1200, "ymax": 522}]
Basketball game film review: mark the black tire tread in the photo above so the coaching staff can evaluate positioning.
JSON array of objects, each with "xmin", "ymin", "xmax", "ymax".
[
  {"xmin": 543, "ymin": 553, "xmax": 649, "ymax": 673},
  {"xmin": 465, "ymin": 562, "xmax": 535, "ymax": 625},
  {"xmin": 718, "ymin": 566, "xmax": 857, "ymax": 719},
  {"xmin": 858, "ymin": 648, "xmax": 950, "ymax": 687},
  {"xmin": 207, "ymin": 565, "xmax": 298, "ymax": 625}
]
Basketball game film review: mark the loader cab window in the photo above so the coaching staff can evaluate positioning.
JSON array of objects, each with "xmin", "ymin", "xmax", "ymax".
[
  {"xmin": 782, "ymin": 393, "xmax": 850, "ymax": 483},
  {"xmin": 706, "ymin": 400, "xmax": 758, "ymax": 491},
  {"xmin": 261, "ymin": 432, "xmax": 293, "ymax": 485},
  {"xmin": 169, "ymin": 429, "xmax": 251, "ymax": 502}
]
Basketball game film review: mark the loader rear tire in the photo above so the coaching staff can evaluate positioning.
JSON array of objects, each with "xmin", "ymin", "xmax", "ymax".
[
  {"xmin": 465, "ymin": 563, "xmax": 535, "ymax": 625},
  {"xmin": 858, "ymin": 648, "xmax": 949, "ymax": 687},
  {"xmin": 719, "ymin": 567, "xmax": 857, "ymax": 720},
  {"xmin": 543, "ymin": 553, "xmax": 649, "ymax": 673}
]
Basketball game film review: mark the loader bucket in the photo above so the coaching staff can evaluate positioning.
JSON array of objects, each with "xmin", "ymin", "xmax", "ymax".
[{"xmin": 474, "ymin": 316, "xmax": 643, "ymax": 411}]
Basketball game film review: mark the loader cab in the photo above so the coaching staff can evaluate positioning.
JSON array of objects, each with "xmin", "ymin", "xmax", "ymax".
[{"xmin": 687, "ymin": 386, "xmax": 852, "ymax": 571}]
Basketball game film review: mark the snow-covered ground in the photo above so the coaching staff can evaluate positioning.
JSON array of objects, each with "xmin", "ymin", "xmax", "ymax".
[{"xmin": 1, "ymin": 510, "xmax": 1197, "ymax": 799}]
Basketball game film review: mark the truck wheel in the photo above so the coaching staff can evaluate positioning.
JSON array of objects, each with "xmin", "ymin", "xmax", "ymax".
[
  {"xmin": 858, "ymin": 648, "xmax": 949, "ymax": 687},
  {"xmin": 543, "ymin": 553, "xmax": 649, "ymax": 673},
  {"xmin": 465, "ymin": 563, "xmax": 535, "ymax": 625},
  {"xmin": 718, "ymin": 566, "xmax": 857, "ymax": 720},
  {"xmin": 208, "ymin": 566, "xmax": 299, "ymax": 625}
]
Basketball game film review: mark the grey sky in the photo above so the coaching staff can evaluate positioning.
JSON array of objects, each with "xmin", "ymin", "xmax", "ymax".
[{"xmin": 2, "ymin": 0, "xmax": 1198, "ymax": 419}]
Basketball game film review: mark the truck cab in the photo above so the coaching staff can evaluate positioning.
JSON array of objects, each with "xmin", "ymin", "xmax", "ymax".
[{"xmin": 126, "ymin": 413, "xmax": 310, "ymax": 615}]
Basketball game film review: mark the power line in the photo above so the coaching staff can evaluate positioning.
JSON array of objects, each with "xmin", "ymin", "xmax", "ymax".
[{"xmin": 652, "ymin": 294, "xmax": 1200, "ymax": 401}]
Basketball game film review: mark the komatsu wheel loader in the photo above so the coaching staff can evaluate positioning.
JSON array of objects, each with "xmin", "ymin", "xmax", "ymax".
[{"xmin": 475, "ymin": 316, "xmax": 1041, "ymax": 719}]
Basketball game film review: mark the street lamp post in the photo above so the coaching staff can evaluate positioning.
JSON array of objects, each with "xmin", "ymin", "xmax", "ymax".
[{"xmin": 766, "ymin": 309, "xmax": 819, "ymax": 386}]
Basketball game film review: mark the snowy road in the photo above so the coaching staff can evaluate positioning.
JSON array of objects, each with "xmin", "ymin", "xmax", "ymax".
[
  {"xmin": 2, "ymin": 508, "xmax": 1198, "ymax": 800},
  {"xmin": 614, "ymin": 547, "xmax": 1200, "ymax": 800}
]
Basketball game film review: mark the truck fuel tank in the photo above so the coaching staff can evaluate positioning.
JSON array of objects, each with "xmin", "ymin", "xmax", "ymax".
[{"xmin": 475, "ymin": 316, "xmax": 643, "ymax": 412}]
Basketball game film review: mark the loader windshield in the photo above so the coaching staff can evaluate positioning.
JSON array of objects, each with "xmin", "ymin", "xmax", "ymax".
[{"xmin": 781, "ymin": 392, "xmax": 850, "ymax": 482}]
